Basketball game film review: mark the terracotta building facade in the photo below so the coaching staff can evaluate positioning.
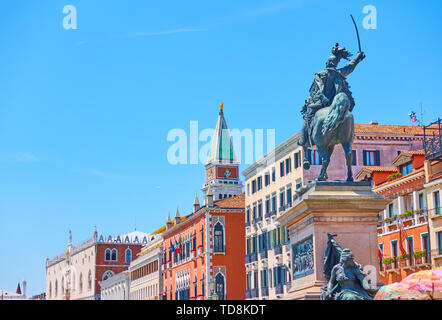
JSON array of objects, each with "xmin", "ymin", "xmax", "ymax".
[
  {"xmin": 162, "ymin": 193, "xmax": 245, "ymax": 300},
  {"xmin": 356, "ymin": 150, "xmax": 431, "ymax": 284}
]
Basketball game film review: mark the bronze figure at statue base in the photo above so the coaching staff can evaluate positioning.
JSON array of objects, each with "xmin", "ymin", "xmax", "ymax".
[{"xmin": 276, "ymin": 181, "xmax": 388, "ymax": 300}]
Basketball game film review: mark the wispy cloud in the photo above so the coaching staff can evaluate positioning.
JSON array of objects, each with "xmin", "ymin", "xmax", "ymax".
[
  {"xmin": 76, "ymin": 27, "xmax": 205, "ymax": 46},
  {"xmin": 76, "ymin": 1, "xmax": 303, "ymax": 46},
  {"xmin": 0, "ymin": 152, "xmax": 38, "ymax": 162}
]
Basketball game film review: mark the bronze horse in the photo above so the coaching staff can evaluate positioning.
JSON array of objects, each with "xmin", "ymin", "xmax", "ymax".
[{"xmin": 301, "ymin": 92, "xmax": 354, "ymax": 182}]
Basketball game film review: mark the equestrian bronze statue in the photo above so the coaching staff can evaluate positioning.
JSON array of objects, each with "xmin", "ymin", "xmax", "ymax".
[{"xmin": 298, "ymin": 43, "xmax": 365, "ymax": 182}]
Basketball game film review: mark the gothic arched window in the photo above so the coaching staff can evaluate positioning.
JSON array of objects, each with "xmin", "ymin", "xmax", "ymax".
[
  {"xmin": 111, "ymin": 249, "xmax": 118, "ymax": 261},
  {"xmin": 215, "ymin": 273, "xmax": 225, "ymax": 300},
  {"xmin": 79, "ymin": 273, "xmax": 83, "ymax": 292},
  {"xmin": 55, "ymin": 280, "xmax": 58, "ymax": 297},
  {"xmin": 125, "ymin": 248, "xmax": 132, "ymax": 263},
  {"xmin": 49, "ymin": 282, "xmax": 52, "ymax": 299},
  {"xmin": 88, "ymin": 270, "xmax": 92, "ymax": 290},
  {"xmin": 194, "ymin": 276, "xmax": 198, "ymax": 297},
  {"xmin": 214, "ymin": 223, "xmax": 224, "ymax": 253},
  {"xmin": 72, "ymin": 272, "xmax": 76, "ymax": 291},
  {"xmin": 105, "ymin": 248, "xmax": 111, "ymax": 261}
]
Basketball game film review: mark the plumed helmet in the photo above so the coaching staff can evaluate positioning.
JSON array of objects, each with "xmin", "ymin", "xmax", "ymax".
[{"xmin": 326, "ymin": 43, "xmax": 353, "ymax": 68}]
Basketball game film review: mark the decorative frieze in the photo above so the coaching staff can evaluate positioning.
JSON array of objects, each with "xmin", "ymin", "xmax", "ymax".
[{"xmin": 292, "ymin": 236, "xmax": 314, "ymax": 280}]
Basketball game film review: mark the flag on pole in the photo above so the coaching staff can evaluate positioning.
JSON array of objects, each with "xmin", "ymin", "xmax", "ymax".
[
  {"xmin": 378, "ymin": 244, "xmax": 383, "ymax": 262},
  {"xmin": 175, "ymin": 240, "xmax": 180, "ymax": 254},
  {"xmin": 398, "ymin": 217, "xmax": 408, "ymax": 256}
]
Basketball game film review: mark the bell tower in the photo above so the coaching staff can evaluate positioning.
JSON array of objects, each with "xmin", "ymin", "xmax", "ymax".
[{"xmin": 201, "ymin": 102, "xmax": 243, "ymax": 200}]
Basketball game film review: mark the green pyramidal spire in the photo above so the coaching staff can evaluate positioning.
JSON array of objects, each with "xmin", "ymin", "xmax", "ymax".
[{"xmin": 206, "ymin": 102, "xmax": 238, "ymax": 165}]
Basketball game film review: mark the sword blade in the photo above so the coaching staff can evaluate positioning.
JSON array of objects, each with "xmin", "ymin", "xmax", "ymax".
[{"xmin": 350, "ymin": 14, "xmax": 362, "ymax": 52}]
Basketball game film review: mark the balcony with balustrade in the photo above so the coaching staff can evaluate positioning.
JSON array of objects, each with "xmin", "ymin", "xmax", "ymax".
[
  {"xmin": 378, "ymin": 209, "xmax": 428, "ymax": 235},
  {"xmin": 261, "ymin": 287, "xmax": 269, "ymax": 298},
  {"xmin": 275, "ymin": 284, "xmax": 284, "ymax": 295},
  {"xmin": 245, "ymin": 252, "xmax": 258, "ymax": 264},
  {"xmin": 259, "ymin": 249, "xmax": 268, "ymax": 260},
  {"xmin": 251, "ymin": 288, "xmax": 259, "ymax": 298},
  {"xmin": 380, "ymin": 252, "xmax": 432, "ymax": 275},
  {"xmin": 274, "ymin": 244, "xmax": 283, "ymax": 256}
]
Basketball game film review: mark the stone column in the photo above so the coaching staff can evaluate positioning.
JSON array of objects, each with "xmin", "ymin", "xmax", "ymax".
[
  {"xmin": 382, "ymin": 209, "xmax": 387, "ymax": 234},
  {"xmin": 412, "ymin": 191, "xmax": 419, "ymax": 211},
  {"xmin": 277, "ymin": 181, "xmax": 389, "ymax": 300},
  {"xmin": 412, "ymin": 191, "xmax": 419, "ymax": 225},
  {"xmin": 397, "ymin": 196, "xmax": 404, "ymax": 216}
]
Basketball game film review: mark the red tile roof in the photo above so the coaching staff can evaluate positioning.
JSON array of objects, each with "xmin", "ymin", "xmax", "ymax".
[
  {"xmin": 354, "ymin": 123, "xmax": 439, "ymax": 135},
  {"xmin": 214, "ymin": 193, "xmax": 245, "ymax": 209},
  {"xmin": 399, "ymin": 150, "xmax": 425, "ymax": 155}
]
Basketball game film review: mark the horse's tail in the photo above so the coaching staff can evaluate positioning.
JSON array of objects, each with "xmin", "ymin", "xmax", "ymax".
[{"xmin": 321, "ymin": 93, "xmax": 350, "ymax": 136}]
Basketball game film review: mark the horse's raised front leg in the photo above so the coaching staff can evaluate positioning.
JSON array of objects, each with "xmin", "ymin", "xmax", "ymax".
[
  {"xmin": 342, "ymin": 142, "xmax": 353, "ymax": 181},
  {"xmin": 316, "ymin": 146, "xmax": 330, "ymax": 181}
]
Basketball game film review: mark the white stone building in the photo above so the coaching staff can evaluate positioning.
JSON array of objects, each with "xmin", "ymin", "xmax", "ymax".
[
  {"xmin": 100, "ymin": 271, "xmax": 130, "ymax": 300},
  {"xmin": 129, "ymin": 234, "xmax": 163, "ymax": 300}
]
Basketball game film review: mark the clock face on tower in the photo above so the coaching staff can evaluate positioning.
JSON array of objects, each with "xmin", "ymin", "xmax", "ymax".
[{"xmin": 224, "ymin": 169, "xmax": 231, "ymax": 178}]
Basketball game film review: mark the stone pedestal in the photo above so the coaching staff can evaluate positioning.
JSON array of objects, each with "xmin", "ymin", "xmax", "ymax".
[{"xmin": 277, "ymin": 181, "xmax": 389, "ymax": 300}]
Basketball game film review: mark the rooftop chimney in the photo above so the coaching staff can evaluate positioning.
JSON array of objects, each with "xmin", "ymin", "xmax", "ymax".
[{"xmin": 369, "ymin": 120, "xmax": 379, "ymax": 125}]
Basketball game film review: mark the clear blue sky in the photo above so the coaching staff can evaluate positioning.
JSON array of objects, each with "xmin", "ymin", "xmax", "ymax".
[{"xmin": 1, "ymin": 0, "xmax": 441, "ymax": 296}]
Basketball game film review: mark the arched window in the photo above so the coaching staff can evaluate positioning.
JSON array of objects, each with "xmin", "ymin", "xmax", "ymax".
[
  {"xmin": 55, "ymin": 280, "xmax": 58, "ymax": 297},
  {"xmin": 215, "ymin": 273, "xmax": 225, "ymax": 300},
  {"xmin": 88, "ymin": 270, "xmax": 92, "ymax": 290},
  {"xmin": 105, "ymin": 249, "xmax": 111, "ymax": 261},
  {"xmin": 49, "ymin": 282, "xmax": 52, "ymax": 299},
  {"xmin": 102, "ymin": 270, "xmax": 115, "ymax": 281},
  {"xmin": 194, "ymin": 276, "xmax": 198, "ymax": 297},
  {"xmin": 72, "ymin": 272, "xmax": 76, "ymax": 291},
  {"xmin": 214, "ymin": 223, "xmax": 224, "ymax": 253},
  {"xmin": 111, "ymin": 249, "xmax": 118, "ymax": 261},
  {"xmin": 61, "ymin": 276, "xmax": 65, "ymax": 295},
  {"xmin": 201, "ymin": 273, "xmax": 205, "ymax": 296},
  {"xmin": 79, "ymin": 273, "xmax": 83, "ymax": 292},
  {"xmin": 125, "ymin": 248, "xmax": 132, "ymax": 263}
]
